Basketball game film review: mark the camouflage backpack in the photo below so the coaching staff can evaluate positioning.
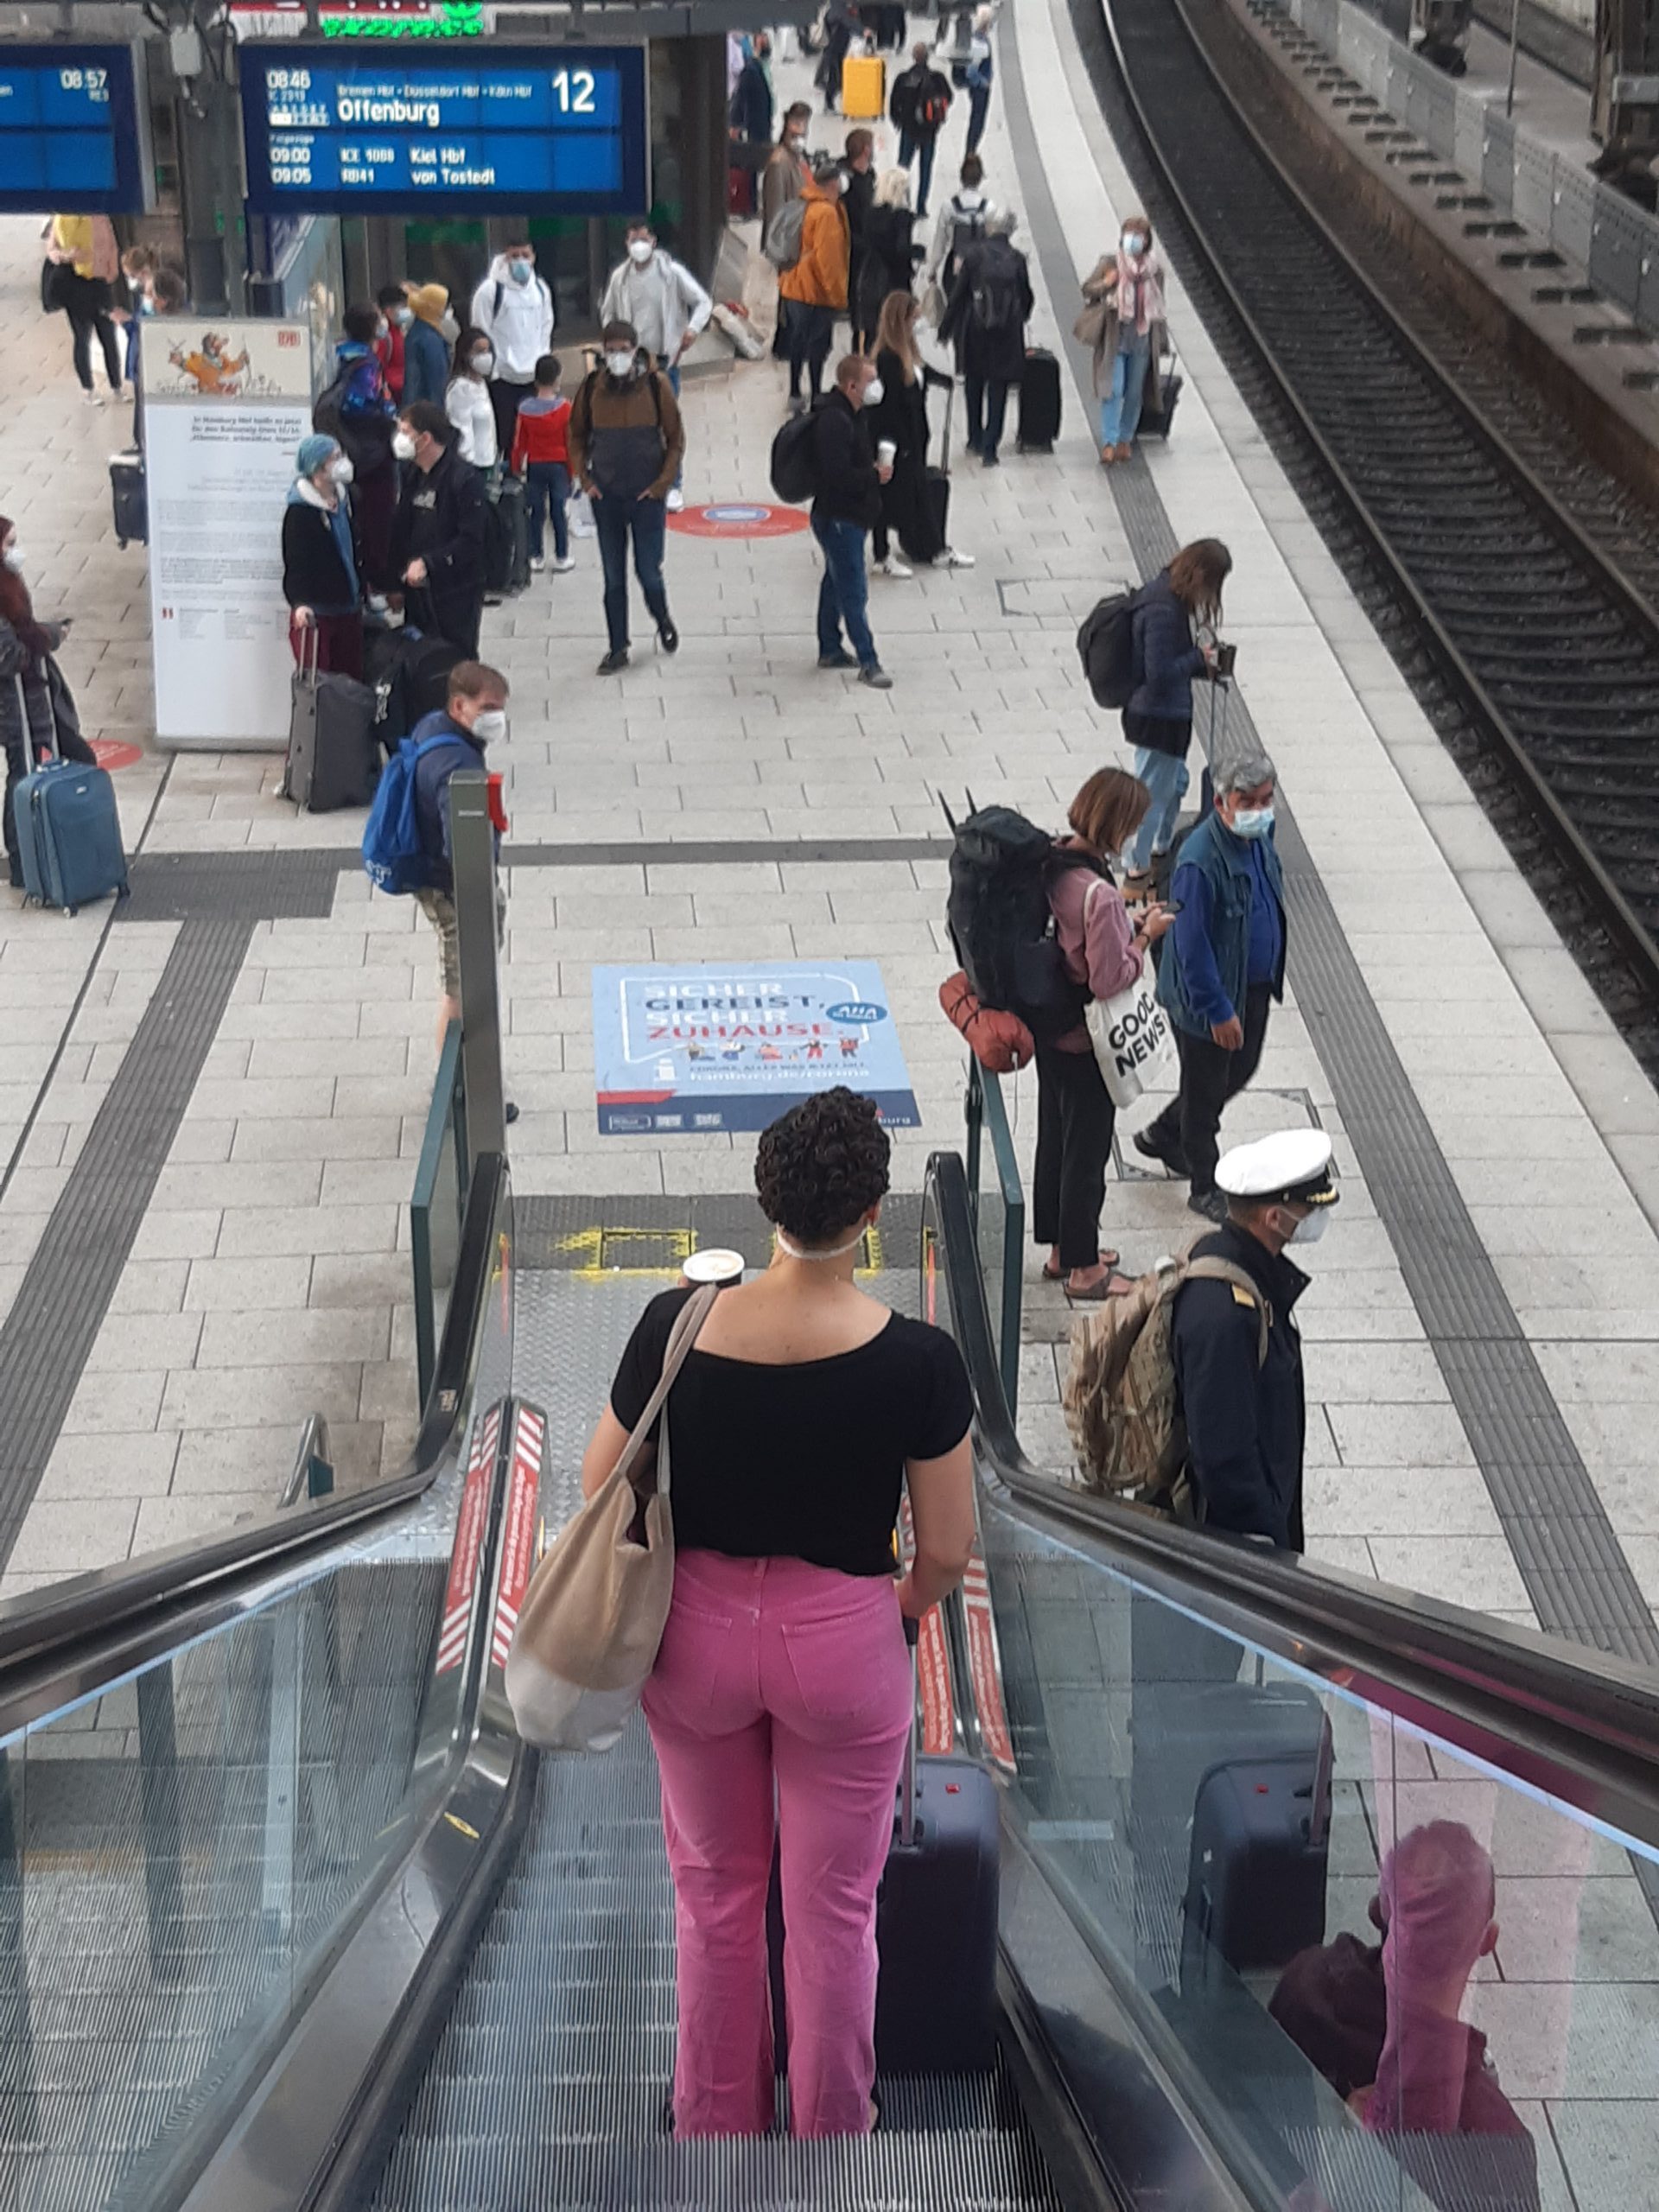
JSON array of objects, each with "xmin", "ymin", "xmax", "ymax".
[{"xmin": 1062, "ymin": 1251, "xmax": 1269, "ymax": 1515}]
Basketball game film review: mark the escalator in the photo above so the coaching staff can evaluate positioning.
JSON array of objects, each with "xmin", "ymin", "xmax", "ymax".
[{"xmin": 4, "ymin": 1148, "xmax": 1659, "ymax": 2212}]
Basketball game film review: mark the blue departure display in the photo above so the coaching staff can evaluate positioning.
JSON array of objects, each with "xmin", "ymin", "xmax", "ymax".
[
  {"xmin": 241, "ymin": 45, "xmax": 648, "ymax": 213},
  {"xmin": 0, "ymin": 45, "xmax": 149, "ymax": 213}
]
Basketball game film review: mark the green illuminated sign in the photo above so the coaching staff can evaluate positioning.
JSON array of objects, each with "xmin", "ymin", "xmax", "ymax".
[{"xmin": 320, "ymin": 3, "xmax": 484, "ymax": 38}]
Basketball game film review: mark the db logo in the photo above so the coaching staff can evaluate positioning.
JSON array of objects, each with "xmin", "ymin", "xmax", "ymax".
[{"xmin": 276, "ymin": 328, "xmax": 301, "ymax": 346}]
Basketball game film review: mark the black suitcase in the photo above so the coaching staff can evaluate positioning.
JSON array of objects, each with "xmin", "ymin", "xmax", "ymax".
[
  {"xmin": 906, "ymin": 376, "xmax": 954, "ymax": 567},
  {"xmin": 1138, "ymin": 358, "xmax": 1185, "ymax": 441},
  {"xmin": 1016, "ymin": 346, "xmax": 1062, "ymax": 452},
  {"xmin": 1178, "ymin": 1688, "xmax": 1333, "ymax": 1996},
  {"xmin": 498, "ymin": 473, "xmax": 531, "ymax": 594},
  {"xmin": 283, "ymin": 632, "xmax": 380, "ymax": 812},
  {"xmin": 366, "ymin": 626, "xmax": 464, "ymax": 747},
  {"xmin": 111, "ymin": 454, "xmax": 147, "ymax": 547},
  {"xmin": 769, "ymin": 1620, "xmax": 999, "ymax": 2076}
]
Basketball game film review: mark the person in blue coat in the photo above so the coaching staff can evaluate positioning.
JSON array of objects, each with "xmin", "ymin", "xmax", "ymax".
[
  {"xmin": 401, "ymin": 284, "xmax": 454, "ymax": 410},
  {"xmin": 1136, "ymin": 751, "xmax": 1286, "ymax": 1221},
  {"xmin": 1122, "ymin": 538, "xmax": 1231, "ymax": 884}
]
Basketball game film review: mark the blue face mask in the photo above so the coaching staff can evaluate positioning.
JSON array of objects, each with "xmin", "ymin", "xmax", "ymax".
[
  {"xmin": 1230, "ymin": 804, "xmax": 1274, "ymax": 840},
  {"xmin": 508, "ymin": 257, "xmax": 532, "ymax": 285}
]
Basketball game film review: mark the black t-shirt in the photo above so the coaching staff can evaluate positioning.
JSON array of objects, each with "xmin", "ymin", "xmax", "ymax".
[{"xmin": 609, "ymin": 1287, "xmax": 974, "ymax": 1577}]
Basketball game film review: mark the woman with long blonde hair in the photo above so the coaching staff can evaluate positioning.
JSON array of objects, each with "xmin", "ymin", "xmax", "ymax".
[{"xmin": 864, "ymin": 289, "xmax": 974, "ymax": 577}]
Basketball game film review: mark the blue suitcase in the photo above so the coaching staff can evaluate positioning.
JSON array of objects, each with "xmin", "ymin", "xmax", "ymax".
[{"xmin": 17, "ymin": 756, "xmax": 129, "ymax": 914}]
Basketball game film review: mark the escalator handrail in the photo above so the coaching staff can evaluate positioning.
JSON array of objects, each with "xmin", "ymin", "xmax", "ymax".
[
  {"xmin": 926, "ymin": 1148, "xmax": 1659, "ymax": 1843},
  {"xmin": 0, "ymin": 1151, "xmax": 511, "ymax": 1683}
]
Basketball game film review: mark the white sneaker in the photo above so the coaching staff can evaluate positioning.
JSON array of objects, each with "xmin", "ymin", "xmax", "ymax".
[
  {"xmin": 81, "ymin": 389, "xmax": 105, "ymax": 409},
  {"xmin": 553, "ymin": 556, "xmax": 575, "ymax": 573},
  {"xmin": 939, "ymin": 545, "xmax": 976, "ymax": 569},
  {"xmin": 666, "ymin": 487, "xmax": 685, "ymax": 513},
  {"xmin": 878, "ymin": 553, "xmax": 913, "ymax": 579},
  {"xmin": 530, "ymin": 555, "xmax": 545, "ymax": 573},
  {"xmin": 571, "ymin": 514, "xmax": 595, "ymax": 538}
]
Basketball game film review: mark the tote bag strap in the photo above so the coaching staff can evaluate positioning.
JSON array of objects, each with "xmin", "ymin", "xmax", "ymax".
[{"xmin": 609, "ymin": 1281, "xmax": 720, "ymax": 1498}]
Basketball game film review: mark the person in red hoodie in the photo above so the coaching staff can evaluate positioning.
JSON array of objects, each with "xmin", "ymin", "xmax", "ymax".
[
  {"xmin": 374, "ymin": 283, "xmax": 410, "ymax": 404},
  {"xmin": 509, "ymin": 352, "xmax": 575, "ymax": 573}
]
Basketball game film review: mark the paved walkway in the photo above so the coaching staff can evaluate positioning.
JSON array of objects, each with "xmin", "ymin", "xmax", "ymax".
[{"xmin": 2, "ymin": 6, "xmax": 1658, "ymax": 1675}]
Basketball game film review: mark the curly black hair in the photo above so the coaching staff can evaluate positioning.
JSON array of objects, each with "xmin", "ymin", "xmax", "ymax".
[{"xmin": 753, "ymin": 1087, "xmax": 891, "ymax": 1245}]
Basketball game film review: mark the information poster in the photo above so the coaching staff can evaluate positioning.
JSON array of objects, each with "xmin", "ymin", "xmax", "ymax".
[
  {"xmin": 592, "ymin": 962, "xmax": 919, "ymax": 1135},
  {"xmin": 143, "ymin": 319, "xmax": 313, "ymax": 748}
]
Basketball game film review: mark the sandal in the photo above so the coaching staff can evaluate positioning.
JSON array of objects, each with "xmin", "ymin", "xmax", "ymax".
[
  {"xmin": 1064, "ymin": 1271, "xmax": 1135, "ymax": 1303},
  {"xmin": 1044, "ymin": 1250, "xmax": 1118, "ymax": 1281}
]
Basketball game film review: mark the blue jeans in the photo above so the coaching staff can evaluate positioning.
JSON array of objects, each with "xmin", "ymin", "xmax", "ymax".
[
  {"xmin": 967, "ymin": 82, "xmax": 990, "ymax": 151},
  {"xmin": 524, "ymin": 461, "xmax": 569, "ymax": 562},
  {"xmin": 964, "ymin": 373, "xmax": 1011, "ymax": 460},
  {"xmin": 899, "ymin": 128, "xmax": 937, "ymax": 213},
  {"xmin": 812, "ymin": 512, "xmax": 877, "ymax": 668},
  {"xmin": 1128, "ymin": 744, "xmax": 1189, "ymax": 870},
  {"xmin": 1100, "ymin": 338, "xmax": 1152, "ymax": 449},
  {"xmin": 594, "ymin": 493, "xmax": 669, "ymax": 652},
  {"xmin": 656, "ymin": 356, "xmax": 683, "ymax": 489}
]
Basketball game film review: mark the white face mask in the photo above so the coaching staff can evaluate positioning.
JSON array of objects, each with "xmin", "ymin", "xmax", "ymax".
[
  {"xmin": 328, "ymin": 455, "xmax": 354, "ymax": 486},
  {"xmin": 862, "ymin": 376, "xmax": 885, "ymax": 407},
  {"xmin": 392, "ymin": 429, "xmax": 417, "ymax": 461},
  {"xmin": 1122, "ymin": 232, "xmax": 1147, "ymax": 257},
  {"xmin": 470, "ymin": 708, "xmax": 508, "ymax": 746},
  {"xmin": 627, "ymin": 238, "xmax": 654, "ymax": 264},
  {"xmin": 1285, "ymin": 1205, "xmax": 1329, "ymax": 1247},
  {"xmin": 393, "ymin": 304, "xmax": 414, "ymax": 327},
  {"xmin": 605, "ymin": 349, "xmax": 636, "ymax": 378},
  {"xmin": 472, "ymin": 349, "xmax": 494, "ymax": 377},
  {"xmin": 2, "ymin": 543, "xmax": 22, "ymax": 574},
  {"xmin": 788, "ymin": 131, "xmax": 806, "ymax": 148}
]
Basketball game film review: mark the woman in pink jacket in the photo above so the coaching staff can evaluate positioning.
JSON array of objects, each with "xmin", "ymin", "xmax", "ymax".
[{"xmin": 1036, "ymin": 768, "xmax": 1174, "ymax": 1300}]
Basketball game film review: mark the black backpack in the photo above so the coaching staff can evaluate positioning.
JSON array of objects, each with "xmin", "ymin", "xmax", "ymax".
[
  {"xmin": 944, "ymin": 797, "xmax": 1099, "ymax": 1039},
  {"xmin": 770, "ymin": 403, "xmax": 824, "ymax": 503},
  {"xmin": 950, "ymin": 195, "xmax": 988, "ymax": 262},
  {"xmin": 971, "ymin": 268, "xmax": 1019, "ymax": 334},
  {"xmin": 1077, "ymin": 584, "xmax": 1142, "ymax": 709}
]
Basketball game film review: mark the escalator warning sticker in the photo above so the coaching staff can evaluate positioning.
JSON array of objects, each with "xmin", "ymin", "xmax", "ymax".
[
  {"xmin": 493, "ymin": 1402, "xmax": 545, "ymax": 1671},
  {"xmin": 437, "ymin": 1403, "xmax": 499, "ymax": 1675},
  {"xmin": 963, "ymin": 1555, "xmax": 1016, "ymax": 1773}
]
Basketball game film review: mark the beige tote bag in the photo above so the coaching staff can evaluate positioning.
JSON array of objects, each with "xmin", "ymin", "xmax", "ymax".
[{"xmin": 505, "ymin": 1284, "xmax": 717, "ymax": 1753}]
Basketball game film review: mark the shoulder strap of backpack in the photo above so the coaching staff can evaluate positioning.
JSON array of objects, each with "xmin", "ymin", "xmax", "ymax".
[
  {"xmin": 1179, "ymin": 1258, "xmax": 1271, "ymax": 1367},
  {"xmin": 493, "ymin": 278, "xmax": 504, "ymax": 319}
]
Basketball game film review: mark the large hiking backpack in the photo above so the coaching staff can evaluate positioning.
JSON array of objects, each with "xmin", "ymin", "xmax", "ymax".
[
  {"xmin": 943, "ymin": 798, "xmax": 1097, "ymax": 1039},
  {"xmin": 763, "ymin": 194, "xmax": 809, "ymax": 271},
  {"xmin": 1063, "ymin": 1252, "xmax": 1268, "ymax": 1506},
  {"xmin": 770, "ymin": 403, "xmax": 823, "ymax": 503},
  {"xmin": 361, "ymin": 729, "xmax": 467, "ymax": 895},
  {"xmin": 1077, "ymin": 583, "xmax": 1141, "ymax": 709}
]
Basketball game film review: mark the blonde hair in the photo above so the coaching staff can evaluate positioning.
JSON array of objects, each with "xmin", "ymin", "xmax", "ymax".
[
  {"xmin": 874, "ymin": 166, "xmax": 912, "ymax": 210},
  {"xmin": 873, "ymin": 290, "xmax": 921, "ymax": 383}
]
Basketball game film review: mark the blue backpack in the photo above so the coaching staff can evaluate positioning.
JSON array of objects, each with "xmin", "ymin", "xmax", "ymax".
[{"xmin": 361, "ymin": 730, "xmax": 467, "ymax": 894}]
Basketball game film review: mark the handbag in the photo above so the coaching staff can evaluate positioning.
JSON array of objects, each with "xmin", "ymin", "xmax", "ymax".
[
  {"xmin": 1072, "ymin": 296, "xmax": 1109, "ymax": 350},
  {"xmin": 1083, "ymin": 885, "xmax": 1178, "ymax": 1109},
  {"xmin": 505, "ymin": 1284, "xmax": 717, "ymax": 1753}
]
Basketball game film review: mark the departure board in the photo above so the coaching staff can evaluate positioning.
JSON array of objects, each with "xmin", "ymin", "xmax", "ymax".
[
  {"xmin": 240, "ymin": 45, "xmax": 648, "ymax": 213},
  {"xmin": 0, "ymin": 45, "xmax": 149, "ymax": 213}
]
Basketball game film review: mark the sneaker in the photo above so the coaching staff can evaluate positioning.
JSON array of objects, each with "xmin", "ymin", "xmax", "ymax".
[
  {"xmin": 1187, "ymin": 1188, "xmax": 1229, "ymax": 1225},
  {"xmin": 982, "ymin": 451, "xmax": 1000, "ymax": 468},
  {"xmin": 1134, "ymin": 1126, "xmax": 1189, "ymax": 1177},
  {"xmin": 817, "ymin": 649, "xmax": 857, "ymax": 671},
  {"xmin": 597, "ymin": 648, "xmax": 630, "ymax": 676},
  {"xmin": 858, "ymin": 661, "xmax": 893, "ymax": 690},
  {"xmin": 666, "ymin": 487, "xmax": 685, "ymax": 513},
  {"xmin": 878, "ymin": 553, "xmax": 912, "ymax": 579},
  {"xmin": 365, "ymin": 591, "xmax": 389, "ymax": 614},
  {"xmin": 788, "ymin": 394, "xmax": 807, "ymax": 417},
  {"xmin": 938, "ymin": 546, "xmax": 976, "ymax": 569},
  {"xmin": 80, "ymin": 389, "xmax": 105, "ymax": 409},
  {"xmin": 552, "ymin": 556, "xmax": 575, "ymax": 573},
  {"xmin": 658, "ymin": 615, "xmax": 680, "ymax": 653},
  {"xmin": 530, "ymin": 555, "xmax": 545, "ymax": 573},
  {"xmin": 572, "ymin": 515, "xmax": 595, "ymax": 539}
]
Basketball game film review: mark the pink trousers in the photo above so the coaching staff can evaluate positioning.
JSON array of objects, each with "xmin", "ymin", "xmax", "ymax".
[{"xmin": 642, "ymin": 1551, "xmax": 912, "ymax": 2139}]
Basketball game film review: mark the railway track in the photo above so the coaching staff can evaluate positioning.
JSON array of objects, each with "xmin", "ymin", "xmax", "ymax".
[{"xmin": 1072, "ymin": 0, "xmax": 1659, "ymax": 1073}]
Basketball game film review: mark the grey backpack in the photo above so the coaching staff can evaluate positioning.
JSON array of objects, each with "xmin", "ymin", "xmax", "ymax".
[{"xmin": 764, "ymin": 194, "xmax": 808, "ymax": 272}]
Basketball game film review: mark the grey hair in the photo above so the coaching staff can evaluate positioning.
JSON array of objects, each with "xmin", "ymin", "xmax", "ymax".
[
  {"xmin": 988, "ymin": 205, "xmax": 1019, "ymax": 238},
  {"xmin": 1217, "ymin": 750, "xmax": 1275, "ymax": 795},
  {"xmin": 874, "ymin": 165, "xmax": 912, "ymax": 210}
]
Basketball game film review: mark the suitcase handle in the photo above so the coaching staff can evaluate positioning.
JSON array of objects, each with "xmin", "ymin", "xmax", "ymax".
[
  {"xmin": 900, "ymin": 1611, "xmax": 920, "ymax": 1848},
  {"xmin": 299, "ymin": 617, "xmax": 321, "ymax": 687}
]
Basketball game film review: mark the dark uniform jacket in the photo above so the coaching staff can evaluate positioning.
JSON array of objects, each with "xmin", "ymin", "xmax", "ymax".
[
  {"xmin": 1171, "ymin": 1221, "xmax": 1308, "ymax": 1550},
  {"xmin": 388, "ymin": 443, "xmax": 488, "ymax": 657}
]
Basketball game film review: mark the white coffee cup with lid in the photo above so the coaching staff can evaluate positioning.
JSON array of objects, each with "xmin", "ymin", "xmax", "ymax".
[{"xmin": 681, "ymin": 1249, "xmax": 745, "ymax": 1290}]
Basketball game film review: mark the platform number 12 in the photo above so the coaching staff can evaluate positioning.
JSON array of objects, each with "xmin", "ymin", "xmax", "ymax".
[{"xmin": 551, "ymin": 68, "xmax": 596, "ymax": 113}]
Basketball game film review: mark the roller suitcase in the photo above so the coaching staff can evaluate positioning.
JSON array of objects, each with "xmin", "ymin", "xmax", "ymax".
[
  {"xmin": 485, "ymin": 475, "xmax": 530, "ymax": 595},
  {"xmin": 842, "ymin": 51, "xmax": 887, "ymax": 118},
  {"xmin": 769, "ymin": 1619, "xmax": 999, "ymax": 2075},
  {"xmin": 1016, "ymin": 346, "xmax": 1062, "ymax": 452},
  {"xmin": 905, "ymin": 375, "xmax": 954, "ymax": 567},
  {"xmin": 283, "ymin": 632, "xmax": 379, "ymax": 812},
  {"xmin": 16, "ymin": 753, "xmax": 128, "ymax": 915},
  {"xmin": 1138, "ymin": 356, "xmax": 1185, "ymax": 441},
  {"xmin": 111, "ymin": 454, "xmax": 147, "ymax": 547},
  {"xmin": 366, "ymin": 627, "xmax": 464, "ymax": 747}
]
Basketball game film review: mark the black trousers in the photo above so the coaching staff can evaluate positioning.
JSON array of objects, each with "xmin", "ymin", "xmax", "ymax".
[
  {"xmin": 1145, "ymin": 982, "xmax": 1272, "ymax": 1197},
  {"xmin": 64, "ymin": 275, "xmax": 122, "ymax": 393},
  {"xmin": 1033, "ymin": 1043, "xmax": 1116, "ymax": 1273}
]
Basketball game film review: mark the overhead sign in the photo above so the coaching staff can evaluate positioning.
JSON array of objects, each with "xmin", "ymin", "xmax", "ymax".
[
  {"xmin": 240, "ymin": 42, "xmax": 648, "ymax": 213},
  {"xmin": 592, "ymin": 961, "xmax": 920, "ymax": 1135},
  {"xmin": 0, "ymin": 45, "xmax": 151, "ymax": 213},
  {"xmin": 232, "ymin": 1, "xmax": 486, "ymax": 38}
]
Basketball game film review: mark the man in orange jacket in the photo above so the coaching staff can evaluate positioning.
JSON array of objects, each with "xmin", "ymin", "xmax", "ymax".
[{"xmin": 779, "ymin": 154, "xmax": 852, "ymax": 414}]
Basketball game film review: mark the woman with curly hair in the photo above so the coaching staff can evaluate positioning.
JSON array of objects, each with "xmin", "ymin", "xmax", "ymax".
[{"xmin": 580, "ymin": 1087, "xmax": 976, "ymax": 2141}]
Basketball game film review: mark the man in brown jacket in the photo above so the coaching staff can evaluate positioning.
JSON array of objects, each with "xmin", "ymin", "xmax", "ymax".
[{"xmin": 568, "ymin": 320, "xmax": 687, "ymax": 676}]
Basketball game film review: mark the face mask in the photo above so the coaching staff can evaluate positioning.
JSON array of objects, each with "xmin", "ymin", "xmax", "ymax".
[
  {"xmin": 1230, "ymin": 804, "xmax": 1274, "ymax": 839},
  {"xmin": 788, "ymin": 131, "xmax": 806, "ymax": 148},
  {"xmin": 1122, "ymin": 232, "xmax": 1147, "ymax": 257},
  {"xmin": 508, "ymin": 257, "xmax": 532, "ymax": 285},
  {"xmin": 329, "ymin": 455, "xmax": 354, "ymax": 486},
  {"xmin": 393, "ymin": 305, "xmax": 414, "ymax": 328},
  {"xmin": 472, "ymin": 350, "xmax": 494, "ymax": 377},
  {"xmin": 470, "ymin": 708, "xmax": 508, "ymax": 746},
  {"xmin": 392, "ymin": 429, "xmax": 417, "ymax": 461},
  {"xmin": 862, "ymin": 376, "xmax": 885, "ymax": 407},
  {"xmin": 627, "ymin": 238, "xmax": 654, "ymax": 264},
  {"xmin": 605, "ymin": 349, "xmax": 636, "ymax": 378},
  {"xmin": 1285, "ymin": 1205, "xmax": 1329, "ymax": 1248},
  {"xmin": 2, "ymin": 543, "xmax": 22, "ymax": 574},
  {"xmin": 837, "ymin": 172, "xmax": 850, "ymax": 194},
  {"xmin": 137, "ymin": 295, "xmax": 155, "ymax": 316}
]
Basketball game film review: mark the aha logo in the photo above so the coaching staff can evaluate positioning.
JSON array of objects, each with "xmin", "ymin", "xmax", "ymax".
[{"xmin": 825, "ymin": 1001, "xmax": 887, "ymax": 1025}]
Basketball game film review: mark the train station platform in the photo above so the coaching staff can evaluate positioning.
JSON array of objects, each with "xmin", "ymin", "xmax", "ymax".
[{"xmin": 3, "ymin": 0, "xmax": 1659, "ymax": 1687}]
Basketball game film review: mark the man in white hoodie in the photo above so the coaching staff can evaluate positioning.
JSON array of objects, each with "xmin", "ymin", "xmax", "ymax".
[
  {"xmin": 471, "ymin": 237, "xmax": 555, "ymax": 453},
  {"xmin": 598, "ymin": 220, "xmax": 712, "ymax": 511}
]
